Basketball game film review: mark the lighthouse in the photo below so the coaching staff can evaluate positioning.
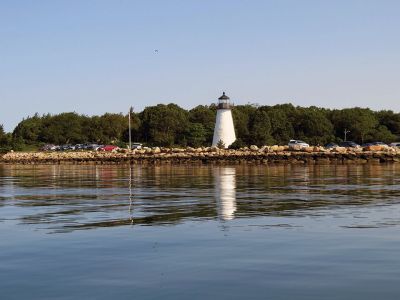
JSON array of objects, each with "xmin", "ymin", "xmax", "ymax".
[{"xmin": 212, "ymin": 92, "xmax": 236, "ymax": 148}]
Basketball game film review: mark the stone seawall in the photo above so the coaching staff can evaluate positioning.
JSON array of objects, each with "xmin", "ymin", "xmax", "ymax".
[{"xmin": 1, "ymin": 145, "xmax": 400, "ymax": 165}]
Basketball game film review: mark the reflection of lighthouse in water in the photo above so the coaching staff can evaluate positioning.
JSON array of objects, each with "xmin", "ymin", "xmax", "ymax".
[{"xmin": 215, "ymin": 167, "xmax": 237, "ymax": 221}]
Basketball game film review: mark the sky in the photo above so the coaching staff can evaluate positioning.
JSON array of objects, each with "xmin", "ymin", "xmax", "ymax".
[{"xmin": 1, "ymin": 0, "xmax": 400, "ymax": 132}]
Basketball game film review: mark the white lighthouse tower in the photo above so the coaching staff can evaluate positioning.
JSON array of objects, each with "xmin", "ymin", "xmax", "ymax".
[{"xmin": 212, "ymin": 92, "xmax": 236, "ymax": 148}]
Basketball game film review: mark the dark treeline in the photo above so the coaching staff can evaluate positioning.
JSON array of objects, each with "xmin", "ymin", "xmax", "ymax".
[{"xmin": 1, "ymin": 103, "xmax": 400, "ymax": 152}]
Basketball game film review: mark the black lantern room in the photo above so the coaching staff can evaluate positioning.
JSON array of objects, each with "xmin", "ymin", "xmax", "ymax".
[{"xmin": 217, "ymin": 92, "xmax": 232, "ymax": 109}]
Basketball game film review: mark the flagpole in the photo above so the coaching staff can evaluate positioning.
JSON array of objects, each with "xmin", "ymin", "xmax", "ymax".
[{"xmin": 128, "ymin": 107, "xmax": 132, "ymax": 150}]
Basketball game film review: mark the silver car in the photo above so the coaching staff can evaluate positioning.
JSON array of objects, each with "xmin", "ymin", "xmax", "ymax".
[
  {"xmin": 288, "ymin": 139, "xmax": 310, "ymax": 148},
  {"xmin": 131, "ymin": 143, "xmax": 143, "ymax": 150}
]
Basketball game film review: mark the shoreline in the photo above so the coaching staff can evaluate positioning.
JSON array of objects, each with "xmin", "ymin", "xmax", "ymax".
[{"xmin": 1, "ymin": 146, "xmax": 400, "ymax": 165}]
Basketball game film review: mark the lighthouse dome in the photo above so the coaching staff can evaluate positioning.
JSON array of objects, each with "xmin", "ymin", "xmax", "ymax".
[
  {"xmin": 217, "ymin": 92, "xmax": 232, "ymax": 109},
  {"xmin": 218, "ymin": 92, "xmax": 230, "ymax": 100}
]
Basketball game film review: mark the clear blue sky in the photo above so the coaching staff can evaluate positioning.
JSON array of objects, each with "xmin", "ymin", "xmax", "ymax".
[{"xmin": 1, "ymin": 0, "xmax": 400, "ymax": 131}]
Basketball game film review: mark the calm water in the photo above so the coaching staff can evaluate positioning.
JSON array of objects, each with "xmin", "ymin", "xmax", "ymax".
[{"xmin": 1, "ymin": 164, "xmax": 400, "ymax": 299}]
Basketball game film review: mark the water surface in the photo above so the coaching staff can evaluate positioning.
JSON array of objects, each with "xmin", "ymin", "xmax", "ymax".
[{"xmin": 1, "ymin": 164, "xmax": 400, "ymax": 299}]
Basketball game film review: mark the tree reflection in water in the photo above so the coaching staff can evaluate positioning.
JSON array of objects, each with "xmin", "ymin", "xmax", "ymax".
[{"xmin": 1, "ymin": 164, "xmax": 400, "ymax": 232}]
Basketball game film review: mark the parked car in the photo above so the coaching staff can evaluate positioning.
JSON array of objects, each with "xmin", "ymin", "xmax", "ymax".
[
  {"xmin": 361, "ymin": 142, "xmax": 374, "ymax": 147},
  {"xmin": 324, "ymin": 142, "xmax": 339, "ymax": 149},
  {"xmin": 98, "ymin": 145, "xmax": 119, "ymax": 152},
  {"xmin": 59, "ymin": 144, "xmax": 75, "ymax": 151},
  {"xmin": 288, "ymin": 140, "xmax": 309, "ymax": 148},
  {"xmin": 372, "ymin": 141, "xmax": 389, "ymax": 148},
  {"xmin": 338, "ymin": 141, "xmax": 360, "ymax": 148},
  {"xmin": 131, "ymin": 143, "xmax": 143, "ymax": 150},
  {"xmin": 40, "ymin": 144, "xmax": 56, "ymax": 151},
  {"xmin": 390, "ymin": 142, "xmax": 400, "ymax": 148},
  {"xmin": 74, "ymin": 144, "xmax": 85, "ymax": 150},
  {"xmin": 58, "ymin": 145, "xmax": 68, "ymax": 151},
  {"xmin": 362, "ymin": 142, "xmax": 388, "ymax": 147},
  {"xmin": 86, "ymin": 144, "xmax": 102, "ymax": 151}
]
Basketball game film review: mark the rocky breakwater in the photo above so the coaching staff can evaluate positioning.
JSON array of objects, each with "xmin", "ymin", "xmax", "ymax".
[{"xmin": 1, "ymin": 145, "xmax": 400, "ymax": 165}]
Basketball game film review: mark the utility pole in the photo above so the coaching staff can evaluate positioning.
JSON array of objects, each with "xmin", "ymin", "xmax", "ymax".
[
  {"xmin": 128, "ymin": 106, "xmax": 133, "ymax": 150},
  {"xmin": 344, "ymin": 128, "xmax": 350, "ymax": 141}
]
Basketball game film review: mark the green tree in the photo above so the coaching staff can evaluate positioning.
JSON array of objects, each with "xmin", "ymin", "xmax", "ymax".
[
  {"xmin": 188, "ymin": 105, "xmax": 216, "ymax": 144},
  {"xmin": 185, "ymin": 123, "xmax": 207, "ymax": 147},
  {"xmin": 370, "ymin": 125, "xmax": 397, "ymax": 143},
  {"xmin": 97, "ymin": 113, "xmax": 127, "ymax": 144},
  {"xmin": 0, "ymin": 125, "xmax": 11, "ymax": 151},
  {"xmin": 82, "ymin": 116, "xmax": 103, "ymax": 143},
  {"xmin": 329, "ymin": 108, "xmax": 378, "ymax": 143},
  {"xmin": 232, "ymin": 105, "xmax": 257, "ymax": 144},
  {"xmin": 293, "ymin": 107, "xmax": 334, "ymax": 145},
  {"xmin": 228, "ymin": 138, "xmax": 246, "ymax": 149},
  {"xmin": 248, "ymin": 109, "xmax": 274, "ymax": 146},
  {"xmin": 140, "ymin": 104, "xmax": 189, "ymax": 146},
  {"xmin": 12, "ymin": 113, "xmax": 43, "ymax": 144},
  {"xmin": 264, "ymin": 105, "xmax": 295, "ymax": 145},
  {"xmin": 0, "ymin": 125, "xmax": 7, "ymax": 144},
  {"xmin": 376, "ymin": 110, "xmax": 400, "ymax": 136},
  {"xmin": 40, "ymin": 113, "xmax": 86, "ymax": 144},
  {"xmin": 216, "ymin": 139, "xmax": 225, "ymax": 149}
]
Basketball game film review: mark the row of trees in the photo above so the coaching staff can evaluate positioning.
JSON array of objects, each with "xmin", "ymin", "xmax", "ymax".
[
  {"xmin": 0, "ymin": 125, "xmax": 12, "ymax": 152},
  {"xmin": 1, "ymin": 103, "xmax": 400, "ymax": 151}
]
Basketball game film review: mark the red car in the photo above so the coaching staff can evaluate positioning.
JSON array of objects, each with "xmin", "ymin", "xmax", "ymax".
[{"xmin": 98, "ymin": 145, "xmax": 119, "ymax": 152}]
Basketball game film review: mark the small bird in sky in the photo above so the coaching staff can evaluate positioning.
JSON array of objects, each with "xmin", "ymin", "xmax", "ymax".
[{"xmin": 154, "ymin": 49, "xmax": 159, "ymax": 53}]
